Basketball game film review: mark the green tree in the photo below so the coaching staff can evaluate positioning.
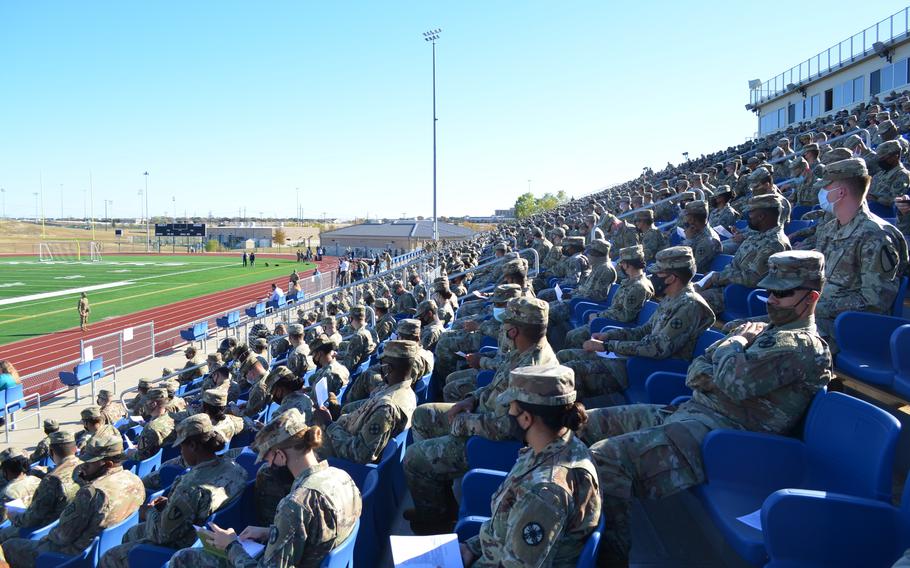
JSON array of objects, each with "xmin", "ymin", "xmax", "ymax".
[
  {"xmin": 556, "ymin": 190, "xmax": 569, "ymax": 204},
  {"xmin": 204, "ymin": 239, "xmax": 220, "ymax": 252},
  {"xmin": 273, "ymin": 228, "xmax": 287, "ymax": 252},
  {"xmin": 514, "ymin": 192, "xmax": 540, "ymax": 219},
  {"xmin": 538, "ymin": 192, "xmax": 559, "ymax": 211}
]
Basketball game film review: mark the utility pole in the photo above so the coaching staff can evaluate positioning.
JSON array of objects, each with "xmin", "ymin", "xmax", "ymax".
[
  {"xmin": 89, "ymin": 172, "xmax": 95, "ymax": 241},
  {"xmin": 296, "ymin": 187, "xmax": 300, "ymax": 225},
  {"xmin": 423, "ymin": 28, "xmax": 442, "ymax": 242},
  {"xmin": 143, "ymin": 171, "xmax": 150, "ymax": 252},
  {"xmin": 33, "ymin": 192, "xmax": 39, "ymax": 224}
]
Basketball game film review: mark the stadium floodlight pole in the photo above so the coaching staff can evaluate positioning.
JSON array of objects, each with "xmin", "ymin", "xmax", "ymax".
[
  {"xmin": 144, "ymin": 171, "xmax": 150, "ymax": 253},
  {"xmin": 89, "ymin": 172, "xmax": 95, "ymax": 241},
  {"xmin": 296, "ymin": 187, "xmax": 300, "ymax": 225},
  {"xmin": 32, "ymin": 192, "xmax": 39, "ymax": 224},
  {"xmin": 423, "ymin": 28, "xmax": 442, "ymax": 242},
  {"xmin": 39, "ymin": 172, "xmax": 46, "ymax": 238}
]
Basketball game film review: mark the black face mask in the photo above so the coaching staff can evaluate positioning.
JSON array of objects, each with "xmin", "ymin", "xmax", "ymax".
[
  {"xmin": 747, "ymin": 217, "xmax": 761, "ymax": 231},
  {"xmin": 651, "ymin": 274, "xmax": 670, "ymax": 297},
  {"xmin": 878, "ymin": 158, "xmax": 897, "ymax": 171},
  {"xmin": 562, "ymin": 248, "xmax": 573, "ymax": 257},
  {"xmin": 507, "ymin": 413, "xmax": 528, "ymax": 444}
]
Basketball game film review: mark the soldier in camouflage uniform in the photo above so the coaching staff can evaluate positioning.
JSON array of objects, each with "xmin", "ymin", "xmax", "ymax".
[
  {"xmin": 707, "ymin": 186, "xmax": 741, "ymax": 230},
  {"xmin": 460, "ymin": 365, "xmax": 601, "ymax": 567},
  {"xmin": 584, "ymin": 251, "xmax": 833, "ymax": 565},
  {"xmin": 0, "ymin": 452, "xmax": 40, "ymax": 523},
  {"xmin": 162, "ymin": 380, "xmax": 187, "ymax": 415},
  {"xmin": 416, "ymin": 299, "xmax": 445, "ymax": 352},
  {"xmin": 564, "ymin": 245, "xmax": 654, "ymax": 349},
  {"xmin": 699, "ymin": 194, "xmax": 791, "ymax": 315},
  {"xmin": 604, "ymin": 213, "xmax": 640, "ymax": 255},
  {"xmin": 318, "ymin": 316, "xmax": 343, "ymax": 347},
  {"xmin": 285, "ymin": 324, "xmax": 313, "ymax": 379},
  {"xmin": 548, "ymin": 239, "xmax": 616, "ymax": 351},
  {"xmin": 392, "ymin": 280, "xmax": 418, "ymax": 316},
  {"xmin": 409, "ymin": 272, "xmax": 429, "ymax": 304},
  {"xmin": 75, "ymin": 406, "xmax": 119, "ymax": 451},
  {"xmin": 558, "ymin": 246, "xmax": 715, "ymax": 397},
  {"xmin": 373, "ymin": 298, "xmax": 396, "ymax": 342},
  {"xmin": 316, "ymin": 340, "xmax": 417, "ymax": 463},
  {"xmin": 266, "ymin": 366, "xmax": 314, "ymax": 422},
  {"xmin": 169, "ymin": 409, "xmax": 361, "ymax": 568},
  {"xmin": 432, "ymin": 277, "xmax": 458, "ymax": 325},
  {"xmin": 632, "ymin": 209, "xmax": 668, "ymax": 263},
  {"xmin": 1, "ymin": 431, "xmax": 145, "ymax": 568},
  {"xmin": 533, "ymin": 227, "xmax": 566, "ymax": 292},
  {"xmin": 308, "ymin": 334, "xmax": 350, "ymax": 397},
  {"xmin": 682, "ymin": 200, "xmax": 722, "ymax": 274},
  {"xmin": 27, "ymin": 420, "xmax": 58, "ymax": 464},
  {"xmin": 867, "ymin": 140, "xmax": 910, "ymax": 209},
  {"xmin": 815, "ymin": 158, "xmax": 908, "ymax": 352},
  {"xmin": 750, "ymin": 166, "xmax": 792, "ymax": 225},
  {"xmin": 97, "ymin": 390, "xmax": 127, "ymax": 426},
  {"xmin": 126, "ymin": 388, "xmax": 176, "ymax": 462},
  {"xmin": 338, "ymin": 306, "xmax": 375, "ymax": 373},
  {"xmin": 537, "ymin": 237, "xmax": 589, "ymax": 302},
  {"xmin": 126, "ymin": 378, "xmax": 153, "ymax": 416},
  {"xmin": 0, "ymin": 433, "xmax": 81, "ymax": 543},
  {"xmin": 99, "ymin": 415, "xmax": 248, "ymax": 568},
  {"xmin": 177, "ymin": 346, "xmax": 206, "ymax": 385},
  {"xmin": 788, "ymin": 157, "xmax": 821, "ymax": 207},
  {"xmin": 403, "ymin": 297, "xmax": 557, "ymax": 534}
]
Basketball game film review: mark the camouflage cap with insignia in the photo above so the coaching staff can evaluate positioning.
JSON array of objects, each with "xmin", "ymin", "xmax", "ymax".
[
  {"xmin": 877, "ymin": 139, "xmax": 902, "ymax": 157},
  {"xmin": 501, "ymin": 297, "xmax": 548, "ymax": 326},
  {"xmin": 161, "ymin": 368, "xmax": 174, "ymax": 376},
  {"xmin": 432, "ymin": 277, "xmax": 450, "ymax": 291},
  {"xmin": 654, "ymin": 246, "xmax": 696, "ymax": 272},
  {"xmin": 819, "ymin": 147, "xmax": 853, "ymax": 164},
  {"xmin": 374, "ymin": 297, "xmax": 392, "ymax": 310},
  {"xmin": 252, "ymin": 407, "xmax": 310, "ymax": 461},
  {"xmin": 587, "ymin": 238, "xmax": 611, "ymax": 257},
  {"xmin": 491, "ymin": 284, "xmax": 523, "ymax": 304},
  {"xmin": 309, "ymin": 333, "xmax": 338, "ymax": 352},
  {"xmin": 748, "ymin": 194, "xmax": 783, "ymax": 211},
  {"xmin": 172, "ymin": 413, "xmax": 216, "ymax": 447},
  {"xmin": 620, "ymin": 245, "xmax": 645, "ymax": 263},
  {"xmin": 788, "ymin": 157, "xmax": 808, "ymax": 173},
  {"xmin": 562, "ymin": 236, "xmax": 586, "ymax": 249},
  {"xmin": 288, "ymin": 323, "xmax": 304, "ymax": 336},
  {"xmin": 821, "ymin": 157, "xmax": 868, "ymax": 184},
  {"xmin": 757, "ymin": 250, "xmax": 825, "ymax": 291},
  {"xmin": 684, "ymin": 200, "xmax": 709, "ymax": 216},
  {"xmin": 43, "ymin": 419, "xmax": 59, "ymax": 433},
  {"xmin": 501, "ymin": 258, "xmax": 528, "ymax": 277},
  {"xmin": 97, "ymin": 389, "xmax": 115, "ymax": 402},
  {"xmin": 81, "ymin": 406, "xmax": 103, "ymax": 420},
  {"xmin": 320, "ymin": 316, "xmax": 335, "ymax": 328},
  {"xmin": 265, "ymin": 366, "xmax": 297, "ymax": 391},
  {"xmin": 396, "ymin": 318, "xmax": 421, "ymax": 337},
  {"xmin": 497, "ymin": 365, "xmax": 576, "ymax": 407},
  {"xmin": 80, "ymin": 429, "xmax": 124, "ymax": 463},
  {"xmin": 49, "ymin": 430, "xmax": 75, "ymax": 445},
  {"xmin": 416, "ymin": 299, "xmax": 438, "ymax": 316},
  {"xmin": 138, "ymin": 378, "xmax": 154, "ymax": 389},
  {"xmin": 202, "ymin": 388, "xmax": 228, "ymax": 407},
  {"xmin": 748, "ymin": 167, "xmax": 772, "ymax": 186},
  {"xmin": 146, "ymin": 387, "xmax": 168, "ymax": 402},
  {"xmin": 634, "ymin": 209, "xmax": 654, "ymax": 221},
  {"xmin": 878, "ymin": 119, "xmax": 897, "ymax": 134},
  {"xmin": 253, "ymin": 337, "xmax": 268, "ymax": 349},
  {"xmin": 380, "ymin": 340, "xmax": 420, "ymax": 360}
]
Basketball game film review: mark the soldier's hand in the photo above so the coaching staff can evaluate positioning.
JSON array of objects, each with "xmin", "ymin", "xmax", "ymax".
[
  {"xmin": 896, "ymin": 195, "xmax": 910, "ymax": 214},
  {"xmin": 583, "ymin": 339, "xmax": 605, "ymax": 353},
  {"xmin": 313, "ymin": 405, "xmax": 333, "ymax": 426},
  {"xmin": 204, "ymin": 522, "xmax": 238, "ymax": 550},
  {"xmin": 446, "ymin": 398, "xmax": 474, "ymax": 421},
  {"xmin": 239, "ymin": 526, "xmax": 270, "ymax": 543},
  {"xmin": 591, "ymin": 332, "xmax": 607, "ymax": 341},
  {"xmin": 460, "ymin": 543, "xmax": 477, "ymax": 567},
  {"xmin": 465, "ymin": 353, "xmax": 482, "ymax": 369},
  {"xmin": 150, "ymin": 496, "xmax": 168, "ymax": 511},
  {"xmin": 587, "ymin": 312, "xmax": 598, "ymax": 323},
  {"xmin": 462, "ymin": 320, "xmax": 480, "ymax": 332},
  {"xmin": 738, "ymin": 322, "xmax": 767, "ymax": 345}
]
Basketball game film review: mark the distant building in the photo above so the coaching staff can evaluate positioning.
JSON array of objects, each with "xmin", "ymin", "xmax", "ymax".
[
  {"xmin": 319, "ymin": 219, "xmax": 476, "ymax": 255},
  {"xmin": 494, "ymin": 208, "xmax": 516, "ymax": 218},
  {"xmin": 206, "ymin": 226, "xmax": 320, "ymax": 249}
]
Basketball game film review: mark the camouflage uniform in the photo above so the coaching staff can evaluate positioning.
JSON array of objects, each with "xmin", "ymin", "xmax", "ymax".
[
  {"xmin": 404, "ymin": 298, "xmax": 557, "ymax": 514},
  {"xmin": 708, "ymin": 203, "xmax": 741, "ymax": 231},
  {"xmin": 99, "ymin": 397, "xmax": 128, "ymax": 427},
  {"xmin": 170, "ymin": 410, "xmax": 361, "ymax": 568},
  {"xmin": 1, "ymin": 435, "xmax": 144, "ymax": 568},
  {"xmin": 126, "ymin": 390, "xmax": 176, "ymax": 462},
  {"xmin": 393, "ymin": 286, "xmax": 418, "ymax": 316},
  {"xmin": 285, "ymin": 325, "xmax": 314, "ymax": 378},
  {"xmin": 564, "ymin": 246, "xmax": 654, "ymax": 349},
  {"xmin": 99, "ymin": 416, "xmax": 247, "ymax": 568},
  {"xmin": 309, "ymin": 355, "xmax": 350, "ymax": 397},
  {"xmin": 417, "ymin": 300, "xmax": 446, "ymax": 351},
  {"xmin": 339, "ymin": 309, "xmax": 375, "ymax": 373},
  {"xmin": 584, "ymin": 251, "xmax": 833, "ymax": 563},
  {"xmin": 465, "ymin": 365, "xmax": 601, "ymax": 567},
  {"xmin": 700, "ymin": 195, "xmax": 791, "ymax": 315},
  {"xmin": 683, "ymin": 201, "xmax": 722, "ymax": 274},
  {"xmin": 605, "ymin": 217, "xmax": 640, "ymax": 256},
  {"xmin": 0, "ymin": 472, "xmax": 40, "ymax": 524},
  {"xmin": 549, "ymin": 239, "xmax": 617, "ymax": 324},
  {"xmin": 27, "ymin": 420, "xmax": 58, "ymax": 464},
  {"xmin": 867, "ymin": 140, "xmax": 910, "ymax": 207},
  {"xmin": 0, "ymin": 448, "xmax": 79, "ymax": 542},
  {"xmin": 558, "ymin": 247, "xmax": 715, "ymax": 397},
  {"xmin": 374, "ymin": 300, "xmax": 397, "ymax": 342}
]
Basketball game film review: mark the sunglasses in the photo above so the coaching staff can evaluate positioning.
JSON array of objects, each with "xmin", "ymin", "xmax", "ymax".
[{"xmin": 767, "ymin": 288, "xmax": 810, "ymax": 299}]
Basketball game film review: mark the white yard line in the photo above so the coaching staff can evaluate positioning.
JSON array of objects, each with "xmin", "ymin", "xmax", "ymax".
[{"xmin": 0, "ymin": 281, "xmax": 133, "ymax": 306}]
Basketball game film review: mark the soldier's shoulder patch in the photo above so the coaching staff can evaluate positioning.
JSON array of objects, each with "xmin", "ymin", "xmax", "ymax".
[
  {"xmin": 269, "ymin": 525, "xmax": 279, "ymax": 544},
  {"xmin": 368, "ymin": 422, "xmax": 381, "ymax": 436},
  {"xmin": 670, "ymin": 318, "xmax": 683, "ymax": 330},
  {"xmin": 522, "ymin": 522, "xmax": 544, "ymax": 546},
  {"xmin": 881, "ymin": 245, "xmax": 899, "ymax": 274},
  {"xmin": 757, "ymin": 335, "xmax": 777, "ymax": 349}
]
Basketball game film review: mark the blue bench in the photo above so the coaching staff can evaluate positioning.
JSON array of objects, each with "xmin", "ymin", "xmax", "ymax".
[
  {"xmin": 179, "ymin": 321, "xmax": 208, "ymax": 349},
  {"xmin": 59, "ymin": 357, "xmax": 103, "ymax": 401},
  {"xmin": 244, "ymin": 302, "xmax": 266, "ymax": 319},
  {"xmin": 215, "ymin": 310, "xmax": 240, "ymax": 336}
]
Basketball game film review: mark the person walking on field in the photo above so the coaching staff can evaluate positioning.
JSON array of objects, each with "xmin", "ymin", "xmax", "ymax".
[
  {"xmin": 78, "ymin": 293, "xmax": 90, "ymax": 332},
  {"xmin": 242, "ymin": 251, "xmax": 248, "ymax": 267},
  {"xmin": 249, "ymin": 251, "xmax": 256, "ymax": 268}
]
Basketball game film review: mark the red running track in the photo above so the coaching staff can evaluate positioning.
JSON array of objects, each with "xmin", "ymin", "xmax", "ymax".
[{"xmin": 0, "ymin": 255, "xmax": 339, "ymax": 377}]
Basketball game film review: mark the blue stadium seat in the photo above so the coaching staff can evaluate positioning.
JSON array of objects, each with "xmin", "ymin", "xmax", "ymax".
[
  {"xmin": 867, "ymin": 200, "xmax": 897, "ymax": 218},
  {"xmin": 235, "ymin": 448, "xmax": 261, "ymax": 480},
  {"xmin": 891, "ymin": 324, "xmax": 910, "ymax": 399},
  {"xmin": 784, "ymin": 219, "xmax": 814, "ymax": 234},
  {"xmin": 719, "ymin": 283, "xmax": 756, "ymax": 322},
  {"xmin": 413, "ymin": 372, "xmax": 431, "ymax": 405},
  {"xmin": 466, "ymin": 436, "xmax": 522, "ymax": 472},
  {"xmin": 696, "ymin": 391, "xmax": 901, "ymax": 565},
  {"xmin": 20, "ymin": 519, "xmax": 58, "ymax": 540},
  {"xmin": 459, "ymin": 469, "xmax": 508, "ymax": 518},
  {"xmin": 89, "ymin": 357, "xmax": 104, "ymax": 382},
  {"xmin": 124, "ymin": 448, "xmax": 162, "ymax": 478},
  {"xmin": 746, "ymin": 289, "xmax": 768, "ymax": 317},
  {"xmin": 245, "ymin": 302, "xmax": 266, "ymax": 319},
  {"xmin": 180, "ymin": 322, "xmax": 208, "ymax": 348},
  {"xmin": 763, "ymin": 477, "xmax": 910, "ymax": 568},
  {"xmin": 58, "ymin": 362, "xmax": 93, "ymax": 401},
  {"xmin": 893, "ymin": 276, "xmax": 909, "ymax": 317},
  {"xmin": 321, "ymin": 519, "xmax": 359, "ymax": 568},
  {"xmin": 591, "ymin": 300, "xmax": 658, "ymax": 332},
  {"xmin": 454, "ymin": 515, "xmax": 489, "ymax": 542},
  {"xmin": 708, "ymin": 254, "xmax": 734, "ymax": 273},
  {"xmin": 834, "ymin": 312, "xmax": 909, "ymax": 388},
  {"xmin": 624, "ymin": 329, "xmax": 724, "ymax": 404},
  {"xmin": 209, "ymin": 479, "xmax": 256, "ymax": 532},
  {"xmin": 266, "ymin": 294, "xmax": 287, "ymax": 311},
  {"xmin": 734, "ymin": 220, "xmax": 749, "ymax": 231},
  {"xmin": 0, "ymin": 383, "xmax": 25, "ymax": 425},
  {"xmin": 216, "ymin": 310, "xmax": 240, "ymax": 335},
  {"xmin": 352, "ymin": 470, "xmax": 380, "ymax": 568},
  {"xmin": 475, "ymin": 370, "xmax": 494, "ymax": 389},
  {"xmin": 94, "ymin": 509, "xmax": 140, "ymax": 563},
  {"xmin": 643, "ymin": 371, "xmax": 689, "ymax": 406},
  {"xmin": 576, "ymin": 515, "xmax": 605, "ymax": 568},
  {"xmin": 790, "ymin": 205, "xmax": 816, "ymax": 220}
]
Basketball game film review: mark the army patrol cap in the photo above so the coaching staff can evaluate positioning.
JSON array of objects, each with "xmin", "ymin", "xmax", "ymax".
[
  {"xmin": 416, "ymin": 299, "xmax": 438, "ymax": 316},
  {"xmin": 587, "ymin": 238, "xmax": 611, "ymax": 257},
  {"xmin": 655, "ymin": 246, "xmax": 696, "ymax": 272},
  {"xmin": 562, "ymin": 236, "xmax": 586, "ymax": 249},
  {"xmin": 501, "ymin": 258, "xmax": 528, "ymax": 277},
  {"xmin": 490, "ymin": 284, "xmax": 523, "ymax": 304},
  {"xmin": 878, "ymin": 119, "xmax": 897, "ymax": 134},
  {"xmin": 821, "ymin": 157, "xmax": 868, "ymax": 185},
  {"xmin": 634, "ymin": 209, "xmax": 654, "ymax": 222},
  {"xmin": 820, "ymin": 147, "xmax": 853, "ymax": 164},
  {"xmin": 320, "ymin": 316, "xmax": 336, "ymax": 328},
  {"xmin": 80, "ymin": 430, "xmax": 124, "ymax": 463},
  {"xmin": 757, "ymin": 250, "xmax": 825, "ymax": 292},
  {"xmin": 842, "ymin": 134, "xmax": 864, "ymax": 150},
  {"xmin": 161, "ymin": 368, "xmax": 174, "ymax": 376},
  {"xmin": 396, "ymin": 319, "xmax": 421, "ymax": 337},
  {"xmin": 748, "ymin": 194, "xmax": 783, "ymax": 211},
  {"xmin": 163, "ymin": 379, "xmax": 178, "ymax": 396},
  {"xmin": 788, "ymin": 157, "xmax": 808, "ymax": 173},
  {"xmin": 81, "ymin": 406, "xmax": 103, "ymax": 420},
  {"xmin": 49, "ymin": 430, "xmax": 75, "ymax": 445},
  {"xmin": 146, "ymin": 387, "xmax": 168, "ymax": 403},
  {"xmin": 252, "ymin": 407, "xmax": 310, "ymax": 462},
  {"xmin": 380, "ymin": 340, "xmax": 420, "ymax": 361},
  {"xmin": 684, "ymin": 200, "xmax": 709, "ymax": 216},
  {"xmin": 877, "ymin": 139, "xmax": 902, "ymax": 158},
  {"xmin": 620, "ymin": 245, "xmax": 645, "ymax": 263},
  {"xmin": 494, "ymin": 242, "xmax": 509, "ymax": 252},
  {"xmin": 138, "ymin": 378, "xmax": 154, "ymax": 389},
  {"xmin": 202, "ymin": 388, "xmax": 228, "ymax": 407},
  {"xmin": 349, "ymin": 306, "xmax": 366, "ymax": 320},
  {"xmin": 309, "ymin": 333, "xmax": 338, "ymax": 352},
  {"xmin": 549, "ymin": 227, "xmax": 566, "ymax": 238},
  {"xmin": 497, "ymin": 365, "xmax": 577, "ymax": 407},
  {"xmin": 288, "ymin": 323, "xmax": 304, "ymax": 336},
  {"xmin": 531, "ymin": 227, "xmax": 544, "ymax": 237},
  {"xmin": 265, "ymin": 365, "xmax": 297, "ymax": 391},
  {"xmin": 253, "ymin": 338, "xmax": 268, "ymax": 349},
  {"xmin": 433, "ymin": 277, "xmax": 450, "ymax": 291},
  {"xmin": 500, "ymin": 297, "xmax": 548, "ymax": 326},
  {"xmin": 43, "ymin": 419, "xmax": 60, "ymax": 433},
  {"xmin": 748, "ymin": 167, "xmax": 772, "ymax": 186},
  {"xmin": 374, "ymin": 297, "xmax": 392, "ymax": 310},
  {"xmin": 172, "ymin": 413, "xmax": 217, "ymax": 447}
]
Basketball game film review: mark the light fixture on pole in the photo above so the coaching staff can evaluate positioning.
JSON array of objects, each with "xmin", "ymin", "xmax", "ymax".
[
  {"xmin": 143, "ymin": 172, "xmax": 150, "ymax": 252},
  {"xmin": 423, "ymin": 27, "xmax": 442, "ymax": 242}
]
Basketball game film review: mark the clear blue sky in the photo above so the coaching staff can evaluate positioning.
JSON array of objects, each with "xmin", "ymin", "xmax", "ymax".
[{"xmin": 1, "ymin": 0, "xmax": 906, "ymax": 220}]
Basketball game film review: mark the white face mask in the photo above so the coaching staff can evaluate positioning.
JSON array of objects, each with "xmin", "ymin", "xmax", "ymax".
[{"xmin": 817, "ymin": 187, "xmax": 842, "ymax": 214}]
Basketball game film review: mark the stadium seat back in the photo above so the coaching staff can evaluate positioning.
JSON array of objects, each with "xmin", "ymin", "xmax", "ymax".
[
  {"xmin": 95, "ymin": 510, "xmax": 140, "ymax": 564},
  {"xmin": 210, "ymin": 480, "xmax": 256, "ymax": 532},
  {"xmin": 321, "ymin": 519, "xmax": 359, "ymax": 568},
  {"xmin": 891, "ymin": 324, "xmax": 910, "ymax": 399},
  {"xmin": 466, "ymin": 436, "xmax": 522, "ymax": 472}
]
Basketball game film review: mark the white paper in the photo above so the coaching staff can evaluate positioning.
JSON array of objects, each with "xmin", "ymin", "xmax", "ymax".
[
  {"xmin": 390, "ymin": 533, "xmax": 461, "ymax": 568},
  {"xmin": 130, "ymin": 416, "xmax": 145, "ymax": 424},
  {"xmin": 455, "ymin": 351, "xmax": 468, "ymax": 358},
  {"xmin": 389, "ymin": 333, "xmax": 398, "ymax": 341},
  {"xmin": 554, "ymin": 283, "xmax": 563, "ymax": 303},
  {"xmin": 302, "ymin": 369, "xmax": 315, "ymax": 388},
  {"xmin": 713, "ymin": 225, "xmax": 733, "ymax": 238},
  {"xmin": 3, "ymin": 499, "xmax": 26, "ymax": 515},
  {"xmin": 240, "ymin": 539, "xmax": 265, "ymax": 558},
  {"xmin": 82, "ymin": 345, "xmax": 94, "ymax": 362},
  {"xmin": 122, "ymin": 327, "xmax": 133, "ymax": 342},
  {"xmin": 676, "ymin": 227, "xmax": 686, "ymax": 238},
  {"xmin": 736, "ymin": 509, "xmax": 762, "ymax": 531},
  {"xmin": 595, "ymin": 351, "xmax": 618, "ymax": 359},
  {"xmin": 755, "ymin": 294, "xmax": 769, "ymax": 303},
  {"xmin": 124, "ymin": 435, "xmax": 135, "ymax": 449},
  {"xmin": 696, "ymin": 271, "xmax": 715, "ymax": 288},
  {"xmin": 314, "ymin": 377, "xmax": 329, "ymax": 407}
]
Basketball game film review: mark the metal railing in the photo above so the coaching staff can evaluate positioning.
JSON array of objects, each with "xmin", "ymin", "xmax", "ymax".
[{"xmin": 750, "ymin": 7, "xmax": 910, "ymax": 105}]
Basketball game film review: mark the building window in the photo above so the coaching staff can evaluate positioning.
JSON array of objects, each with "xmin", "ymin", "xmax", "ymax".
[
  {"xmin": 853, "ymin": 76, "xmax": 864, "ymax": 103},
  {"xmin": 788, "ymin": 103, "xmax": 796, "ymax": 124},
  {"xmin": 871, "ymin": 59, "xmax": 908, "ymax": 96},
  {"xmin": 824, "ymin": 89, "xmax": 833, "ymax": 112}
]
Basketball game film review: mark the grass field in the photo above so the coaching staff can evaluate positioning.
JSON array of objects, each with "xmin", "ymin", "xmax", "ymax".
[{"xmin": 0, "ymin": 255, "xmax": 314, "ymax": 345}]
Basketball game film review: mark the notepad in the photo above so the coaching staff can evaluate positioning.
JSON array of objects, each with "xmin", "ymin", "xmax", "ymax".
[
  {"xmin": 455, "ymin": 351, "xmax": 468, "ymax": 358},
  {"xmin": 130, "ymin": 416, "xmax": 144, "ymax": 424},
  {"xmin": 554, "ymin": 283, "xmax": 563, "ymax": 302},
  {"xmin": 314, "ymin": 377, "xmax": 329, "ymax": 407},
  {"xmin": 695, "ymin": 271, "xmax": 715, "ymax": 288},
  {"xmin": 713, "ymin": 225, "xmax": 733, "ymax": 238},
  {"xmin": 390, "ymin": 533, "xmax": 461, "ymax": 568},
  {"xmin": 4, "ymin": 498, "xmax": 26, "ymax": 515},
  {"xmin": 676, "ymin": 227, "xmax": 686, "ymax": 238}
]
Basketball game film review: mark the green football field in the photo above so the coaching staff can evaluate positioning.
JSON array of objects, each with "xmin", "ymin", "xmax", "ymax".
[{"xmin": 0, "ymin": 255, "xmax": 314, "ymax": 345}]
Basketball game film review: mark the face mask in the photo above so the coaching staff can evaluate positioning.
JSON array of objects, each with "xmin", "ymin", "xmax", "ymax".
[
  {"xmin": 507, "ymin": 413, "xmax": 529, "ymax": 444},
  {"xmin": 651, "ymin": 274, "xmax": 670, "ymax": 297},
  {"xmin": 747, "ymin": 215, "xmax": 761, "ymax": 232},
  {"xmin": 492, "ymin": 307, "xmax": 507, "ymax": 322},
  {"xmin": 562, "ymin": 248, "xmax": 573, "ymax": 257},
  {"xmin": 878, "ymin": 158, "xmax": 896, "ymax": 171},
  {"xmin": 817, "ymin": 187, "xmax": 841, "ymax": 214},
  {"xmin": 767, "ymin": 291, "xmax": 810, "ymax": 326}
]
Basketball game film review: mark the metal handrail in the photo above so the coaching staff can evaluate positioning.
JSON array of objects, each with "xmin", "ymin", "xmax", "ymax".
[{"xmin": 3, "ymin": 391, "xmax": 42, "ymax": 443}]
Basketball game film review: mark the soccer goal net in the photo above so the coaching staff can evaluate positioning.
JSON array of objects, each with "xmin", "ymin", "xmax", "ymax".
[{"xmin": 36, "ymin": 241, "xmax": 102, "ymax": 262}]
